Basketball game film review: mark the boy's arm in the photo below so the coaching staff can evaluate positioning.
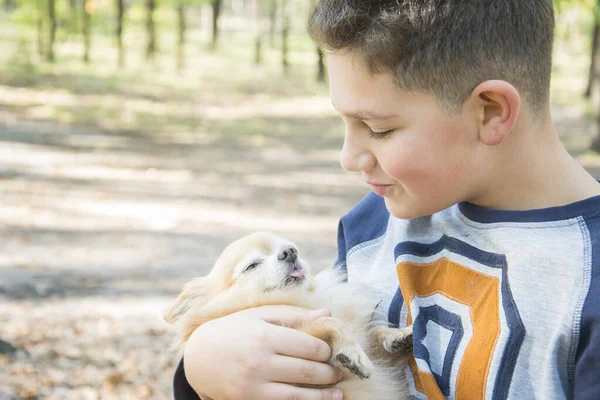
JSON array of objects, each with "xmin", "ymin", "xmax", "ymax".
[
  {"xmin": 173, "ymin": 358, "xmax": 201, "ymax": 400},
  {"xmin": 573, "ymin": 217, "xmax": 600, "ymax": 400},
  {"xmin": 573, "ymin": 274, "xmax": 600, "ymax": 399},
  {"xmin": 169, "ymin": 306, "xmax": 342, "ymax": 400}
]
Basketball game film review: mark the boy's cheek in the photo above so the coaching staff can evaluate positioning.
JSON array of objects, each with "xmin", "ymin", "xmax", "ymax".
[{"xmin": 384, "ymin": 153, "xmax": 432, "ymax": 183}]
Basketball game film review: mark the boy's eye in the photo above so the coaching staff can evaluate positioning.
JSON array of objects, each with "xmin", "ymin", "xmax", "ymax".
[
  {"xmin": 368, "ymin": 129, "xmax": 394, "ymax": 139},
  {"xmin": 243, "ymin": 261, "xmax": 261, "ymax": 273}
]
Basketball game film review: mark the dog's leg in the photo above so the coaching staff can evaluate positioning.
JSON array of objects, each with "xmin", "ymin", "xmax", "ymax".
[
  {"xmin": 370, "ymin": 325, "xmax": 413, "ymax": 354},
  {"xmin": 300, "ymin": 317, "xmax": 373, "ymax": 379}
]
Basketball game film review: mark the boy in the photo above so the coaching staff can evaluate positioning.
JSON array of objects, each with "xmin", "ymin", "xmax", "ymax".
[{"xmin": 174, "ymin": 0, "xmax": 600, "ymax": 399}]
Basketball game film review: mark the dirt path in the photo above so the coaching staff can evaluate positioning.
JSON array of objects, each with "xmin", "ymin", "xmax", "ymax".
[
  {"xmin": 0, "ymin": 101, "xmax": 597, "ymax": 399},
  {"xmin": 0, "ymin": 102, "xmax": 367, "ymax": 399}
]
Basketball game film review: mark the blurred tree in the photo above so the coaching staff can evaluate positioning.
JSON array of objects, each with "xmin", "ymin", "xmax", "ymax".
[
  {"xmin": 585, "ymin": 0, "xmax": 599, "ymax": 99},
  {"xmin": 253, "ymin": 0, "xmax": 262, "ymax": 64},
  {"xmin": 47, "ymin": 0, "xmax": 57, "ymax": 62},
  {"xmin": 146, "ymin": 0, "xmax": 157, "ymax": 61},
  {"xmin": 211, "ymin": 0, "xmax": 221, "ymax": 49},
  {"xmin": 37, "ymin": 0, "xmax": 45, "ymax": 57},
  {"xmin": 116, "ymin": 0, "xmax": 125, "ymax": 67},
  {"xmin": 310, "ymin": 0, "xmax": 324, "ymax": 82},
  {"xmin": 176, "ymin": 0, "xmax": 186, "ymax": 70},
  {"xmin": 82, "ymin": 0, "xmax": 92, "ymax": 63},
  {"xmin": 281, "ymin": 0, "xmax": 289, "ymax": 71},
  {"xmin": 4, "ymin": 0, "xmax": 15, "ymax": 12},
  {"xmin": 316, "ymin": 47, "xmax": 325, "ymax": 82},
  {"xmin": 68, "ymin": 0, "xmax": 79, "ymax": 34},
  {"xmin": 589, "ymin": 1, "xmax": 600, "ymax": 151},
  {"xmin": 268, "ymin": 0, "xmax": 276, "ymax": 47},
  {"xmin": 553, "ymin": 0, "xmax": 600, "ymax": 151},
  {"xmin": 174, "ymin": 0, "xmax": 210, "ymax": 70}
]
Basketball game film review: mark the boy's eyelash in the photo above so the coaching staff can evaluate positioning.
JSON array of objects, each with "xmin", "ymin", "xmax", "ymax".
[{"xmin": 368, "ymin": 129, "xmax": 395, "ymax": 139}]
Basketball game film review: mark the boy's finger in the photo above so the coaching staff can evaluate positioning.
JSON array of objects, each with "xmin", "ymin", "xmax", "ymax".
[
  {"xmin": 250, "ymin": 305, "xmax": 331, "ymax": 327},
  {"xmin": 267, "ymin": 354, "xmax": 341, "ymax": 385},
  {"xmin": 268, "ymin": 325, "xmax": 332, "ymax": 362},
  {"xmin": 264, "ymin": 383, "xmax": 344, "ymax": 400}
]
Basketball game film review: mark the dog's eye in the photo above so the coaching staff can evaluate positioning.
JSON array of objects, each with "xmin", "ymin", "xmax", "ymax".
[{"xmin": 243, "ymin": 261, "xmax": 261, "ymax": 273}]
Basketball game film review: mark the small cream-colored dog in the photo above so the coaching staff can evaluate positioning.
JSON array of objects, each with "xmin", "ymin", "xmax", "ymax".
[{"xmin": 164, "ymin": 232, "xmax": 412, "ymax": 400}]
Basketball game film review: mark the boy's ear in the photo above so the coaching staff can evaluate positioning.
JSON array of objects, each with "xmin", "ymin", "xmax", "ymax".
[
  {"xmin": 163, "ymin": 276, "xmax": 214, "ymax": 325},
  {"xmin": 471, "ymin": 80, "xmax": 520, "ymax": 146}
]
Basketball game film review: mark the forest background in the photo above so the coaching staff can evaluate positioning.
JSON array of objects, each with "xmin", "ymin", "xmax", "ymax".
[{"xmin": 1, "ymin": 0, "xmax": 600, "ymax": 398}]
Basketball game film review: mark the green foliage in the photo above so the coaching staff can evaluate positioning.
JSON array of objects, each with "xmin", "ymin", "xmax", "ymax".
[
  {"xmin": 554, "ymin": 0, "xmax": 589, "ymax": 11},
  {"xmin": 10, "ymin": 0, "xmax": 39, "ymax": 26}
]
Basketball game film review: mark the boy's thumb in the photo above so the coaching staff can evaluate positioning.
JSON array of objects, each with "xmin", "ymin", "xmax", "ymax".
[{"xmin": 256, "ymin": 306, "xmax": 331, "ymax": 328}]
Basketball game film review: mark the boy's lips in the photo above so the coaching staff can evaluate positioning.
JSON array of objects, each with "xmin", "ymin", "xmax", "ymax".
[{"xmin": 367, "ymin": 181, "xmax": 392, "ymax": 196}]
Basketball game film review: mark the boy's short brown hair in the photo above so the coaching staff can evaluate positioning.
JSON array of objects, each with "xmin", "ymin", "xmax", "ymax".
[{"xmin": 308, "ymin": 0, "xmax": 555, "ymax": 114}]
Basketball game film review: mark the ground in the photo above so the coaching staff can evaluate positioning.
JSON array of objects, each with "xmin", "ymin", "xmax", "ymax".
[
  {"xmin": 0, "ymin": 13, "xmax": 599, "ymax": 399},
  {"xmin": 0, "ymin": 68, "xmax": 366, "ymax": 399}
]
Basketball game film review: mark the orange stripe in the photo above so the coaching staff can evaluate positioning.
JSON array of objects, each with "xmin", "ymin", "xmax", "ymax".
[
  {"xmin": 397, "ymin": 258, "xmax": 500, "ymax": 400},
  {"xmin": 408, "ymin": 355, "xmax": 446, "ymax": 400}
]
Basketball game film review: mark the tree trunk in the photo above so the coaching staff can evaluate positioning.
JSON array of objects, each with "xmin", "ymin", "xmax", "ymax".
[
  {"xmin": 254, "ymin": 0, "xmax": 262, "ymax": 64},
  {"xmin": 269, "ymin": 0, "xmax": 277, "ymax": 47},
  {"xmin": 310, "ymin": 0, "xmax": 325, "ymax": 82},
  {"xmin": 586, "ymin": 2, "xmax": 600, "ymax": 99},
  {"xmin": 47, "ymin": 0, "xmax": 57, "ymax": 62},
  {"xmin": 69, "ymin": 0, "xmax": 78, "ymax": 34},
  {"xmin": 211, "ymin": 0, "xmax": 221, "ymax": 49},
  {"xmin": 82, "ymin": 0, "xmax": 91, "ymax": 63},
  {"xmin": 4, "ymin": 0, "xmax": 15, "ymax": 12},
  {"xmin": 177, "ymin": 4, "xmax": 186, "ymax": 71},
  {"xmin": 37, "ymin": 0, "xmax": 45, "ymax": 57},
  {"xmin": 116, "ymin": 0, "xmax": 124, "ymax": 67},
  {"xmin": 317, "ymin": 47, "xmax": 325, "ymax": 82},
  {"xmin": 281, "ymin": 0, "xmax": 289, "ymax": 71},
  {"xmin": 145, "ymin": 0, "xmax": 156, "ymax": 61},
  {"xmin": 590, "ymin": 2, "xmax": 600, "ymax": 152}
]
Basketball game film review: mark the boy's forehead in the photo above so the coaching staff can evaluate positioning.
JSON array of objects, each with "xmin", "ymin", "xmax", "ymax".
[
  {"xmin": 328, "ymin": 52, "xmax": 440, "ymax": 120},
  {"xmin": 327, "ymin": 52, "xmax": 413, "ymax": 118}
]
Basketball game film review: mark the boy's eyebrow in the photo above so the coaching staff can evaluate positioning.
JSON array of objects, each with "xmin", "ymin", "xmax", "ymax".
[{"xmin": 331, "ymin": 100, "xmax": 399, "ymax": 121}]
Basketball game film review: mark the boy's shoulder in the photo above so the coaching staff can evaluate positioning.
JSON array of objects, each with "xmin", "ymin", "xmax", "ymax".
[
  {"xmin": 338, "ymin": 193, "xmax": 389, "ymax": 247},
  {"xmin": 342, "ymin": 191, "xmax": 600, "ymax": 229},
  {"xmin": 338, "ymin": 192, "xmax": 600, "ymax": 262}
]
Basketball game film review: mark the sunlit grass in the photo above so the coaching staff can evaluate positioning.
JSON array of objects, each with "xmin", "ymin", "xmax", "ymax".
[
  {"xmin": 0, "ymin": 4, "xmax": 596, "ymax": 144},
  {"xmin": 0, "ymin": 7, "xmax": 336, "ymax": 144}
]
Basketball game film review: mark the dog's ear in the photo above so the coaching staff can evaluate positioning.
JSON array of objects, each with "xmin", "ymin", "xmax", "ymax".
[{"xmin": 164, "ymin": 276, "xmax": 214, "ymax": 325}]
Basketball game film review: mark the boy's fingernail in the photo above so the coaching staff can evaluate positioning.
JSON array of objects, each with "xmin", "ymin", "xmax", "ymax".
[{"xmin": 333, "ymin": 389, "xmax": 344, "ymax": 400}]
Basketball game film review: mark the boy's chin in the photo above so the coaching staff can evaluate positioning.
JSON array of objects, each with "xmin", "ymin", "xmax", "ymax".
[{"xmin": 384, "ymin": 197, "xmax": 436, "ymax": 220}]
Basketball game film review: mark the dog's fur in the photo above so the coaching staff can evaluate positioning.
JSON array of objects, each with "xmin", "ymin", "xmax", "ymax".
[{"xmin": 164, "ymin": 232, "xmax": 412, "ymax": 400}]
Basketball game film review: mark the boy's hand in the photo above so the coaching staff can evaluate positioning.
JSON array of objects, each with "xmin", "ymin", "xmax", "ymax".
[{"xmin": 183, "ymin": 306, "xmax": 345, "ymax": 400}]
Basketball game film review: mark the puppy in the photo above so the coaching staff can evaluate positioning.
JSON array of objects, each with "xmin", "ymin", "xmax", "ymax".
[{"xmin": 164, "ymin": 232, "xmax": 413, "ymax": 400}]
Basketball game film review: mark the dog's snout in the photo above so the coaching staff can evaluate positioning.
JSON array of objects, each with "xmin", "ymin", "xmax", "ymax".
[{"xmin": 278, "ymin": 247, "xmax": 298, "ymax": 263}]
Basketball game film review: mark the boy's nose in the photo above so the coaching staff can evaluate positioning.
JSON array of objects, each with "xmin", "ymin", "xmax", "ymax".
[{"xmin": 340, "ymin": 138, "xmax": 376, "ymax": 173}]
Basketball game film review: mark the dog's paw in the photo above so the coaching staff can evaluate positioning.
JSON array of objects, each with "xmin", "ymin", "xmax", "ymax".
[
  {"xmin": 334, "ymin": 345, "xmax": 373, "ymax": 379},
  {"xmin": 383, "ymin": 326, "xmax": 413, "ymax": 354}
]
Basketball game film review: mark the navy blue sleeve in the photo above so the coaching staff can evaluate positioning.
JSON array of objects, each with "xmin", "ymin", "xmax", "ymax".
[
  {"xmin": 173, "ymin": 358, "xmax": 201, "ymax": 400},
  {"xmin": 334, "ymin": 218, "xmax": 348, "ymax": 272},
  {"xmin": 335, "ymin": 193, "xmax": 389, "ymax": 272},
  {"xmin": 574, "ymin": 215, "xmax": 600, "ymax": 399}
]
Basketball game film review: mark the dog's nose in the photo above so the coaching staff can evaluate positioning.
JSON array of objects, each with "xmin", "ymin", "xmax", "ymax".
[{"xmin": 278, "ymin": 247, "xmax": 298, "ymax": 263}]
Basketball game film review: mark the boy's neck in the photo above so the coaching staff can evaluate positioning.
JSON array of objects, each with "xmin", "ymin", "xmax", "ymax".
[{"xmin": 469, "ymin": 109, "xmax": 600, "ymax": 211}]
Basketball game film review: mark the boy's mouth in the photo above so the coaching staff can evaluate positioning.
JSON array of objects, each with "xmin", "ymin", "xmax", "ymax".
[{"xmin": 368, "ymin": 182, "xmax": 392, "ymax": 196}]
